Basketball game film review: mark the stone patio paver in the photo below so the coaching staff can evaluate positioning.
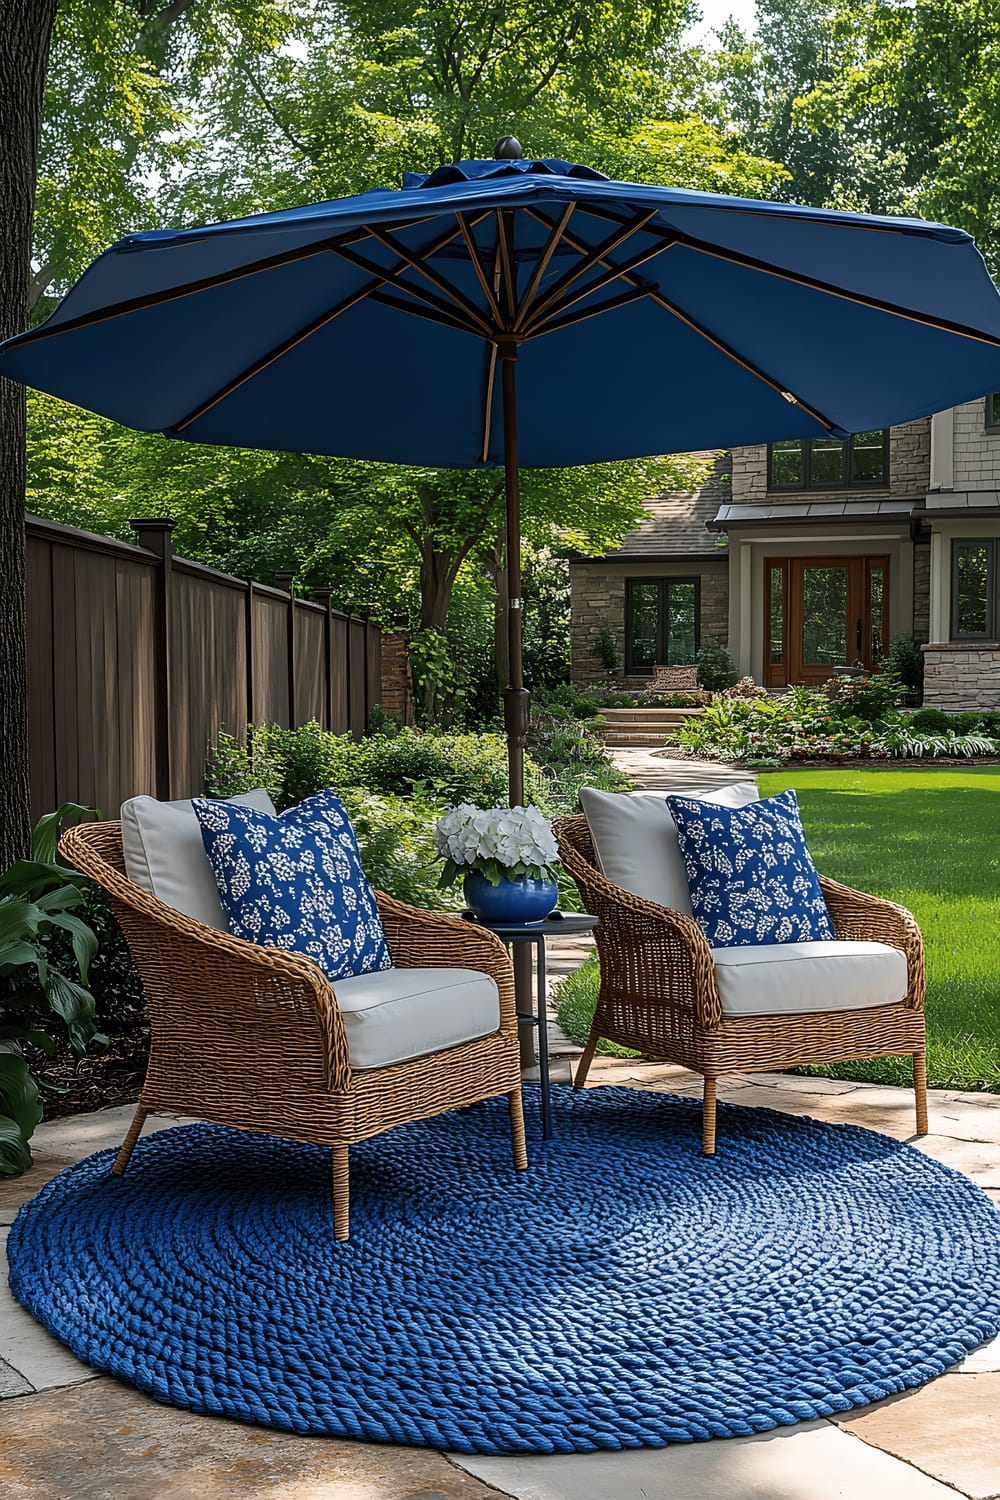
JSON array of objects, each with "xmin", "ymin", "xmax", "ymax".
[
  {"xmin": 835, "ymin": 1372, "xmax": 1000, "ymax": 1500},
  {"xmin": 455, "ymin": 1417, "xmax": 963, "ymax": 1499},
  {"xmin": 0, "ymin": 1377, "xmax": 504, "ymax": 1500},
  {"xmin": 0, "ymin": 1229, "xmax": 97, "ymax": 1394}
]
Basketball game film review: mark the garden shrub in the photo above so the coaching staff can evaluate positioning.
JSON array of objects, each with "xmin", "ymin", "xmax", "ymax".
[
  {"xmin": 881, "ymin": 634, "xmax": 924, "ymax": 697},
  {"xmin": 674, "ymin": 684, "xmax": 1000, "ymax": 765},
  {"xmin": 823, "ymin": 670, "xmax": 902, "ymax": 723},
  {"xmin": 527, "ymin": 707, "xmax": 633, "ymax": 815},
  {"xmin": 696, "ymin": 640, "xmax": 739, "ymax": 691},
  {"xmin": 908, "ymin": 707, "xmax": 952, "ymax": 735}
]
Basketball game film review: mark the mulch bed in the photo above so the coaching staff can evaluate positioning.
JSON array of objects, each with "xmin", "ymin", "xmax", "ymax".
[
  {"xmin": 653, "ymin": 751, "xmax": 1000, "ymax": 771},
  {"xmin": 36, "ymin": 1027, "xmax": 148, "ymax": 1121}
]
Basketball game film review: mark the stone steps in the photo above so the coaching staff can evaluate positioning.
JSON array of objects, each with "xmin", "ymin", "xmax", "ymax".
[{"xmin": 595, "ymin": 706, "xmax": 705, "ymax": 748}]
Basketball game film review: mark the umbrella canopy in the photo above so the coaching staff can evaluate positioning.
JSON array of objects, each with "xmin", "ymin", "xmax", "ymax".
[{"xmin": 7, "ymin": 142, "xmax": 1000, "ymax": 799}]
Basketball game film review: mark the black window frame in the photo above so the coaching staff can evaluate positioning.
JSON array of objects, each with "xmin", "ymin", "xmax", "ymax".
[
  {"xmin": 951, "ymin": 538, "xmax": 998, "ymax": 641},
  {"xmin": 767, "ymin": 431, "xmax": 890, "ymax": 491},
  {"xmin": 624, "ymin": 576, "xmax": 701, "ymax": 675},
  {"xmin": 986, "ymin": 394, "xmax": 1000, "ymax": 432}
]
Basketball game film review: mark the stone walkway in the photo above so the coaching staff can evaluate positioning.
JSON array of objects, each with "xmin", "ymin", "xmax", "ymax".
[{"xmin": 1, "ymin": 751, "xmax": 998, "ymax": 1498}]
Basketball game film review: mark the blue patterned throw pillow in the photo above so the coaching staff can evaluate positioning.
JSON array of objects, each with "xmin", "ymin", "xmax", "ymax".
[
  {"xmin": 665, "ymin": 788, "xmax": 834, "ymax": 949},
  {"xmin": 193, "ymin": 788, "xmax": 392, "ymax": 982}
]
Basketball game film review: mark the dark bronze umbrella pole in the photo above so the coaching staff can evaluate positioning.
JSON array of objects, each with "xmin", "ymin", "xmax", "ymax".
[{"xmin": 500, "ymin": 341, "xmax": 530, "ymax": 807}]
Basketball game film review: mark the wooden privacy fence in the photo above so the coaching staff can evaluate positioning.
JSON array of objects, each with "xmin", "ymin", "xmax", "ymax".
[{"xmin": 26, "ymin": 515, "xmax": 382, "ymax": 824}]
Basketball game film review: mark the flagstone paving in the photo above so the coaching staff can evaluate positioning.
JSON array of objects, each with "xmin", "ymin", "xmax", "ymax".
[{"xmin": 1, "ymin": 1074, "xmax": 998, "ymax": 1500}]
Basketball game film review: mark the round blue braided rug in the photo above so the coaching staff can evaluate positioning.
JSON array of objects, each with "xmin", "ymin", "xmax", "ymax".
[{"xmin": 8, "ymin": 1087, "xmax": 1000, "ymax": 1454}]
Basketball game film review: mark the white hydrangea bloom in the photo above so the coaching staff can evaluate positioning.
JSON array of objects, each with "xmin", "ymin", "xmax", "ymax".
[{"xmin": 434, "ymin": 803, "xmax": 558, "ymax": 877}]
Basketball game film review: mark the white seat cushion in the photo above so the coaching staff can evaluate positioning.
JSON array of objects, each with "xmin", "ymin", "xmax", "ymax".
[
  {"xmin": 579, "ymin": 782, "xmax": 758, "ymax": 914},
  {"xmin": 121, "ymin": 788, "xmax": 277, "ymax": 928},
  {"xmin": 330, "ymin": 967, "xmax": 500, "ymax": 1070},
  {"xmin": 710, "ymin": 940, "xmax": 908, "ymax": 1018}
]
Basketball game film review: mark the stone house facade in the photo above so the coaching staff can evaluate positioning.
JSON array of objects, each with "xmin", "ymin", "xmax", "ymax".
[{"xmin": 570, "ymin": 397, "xmax": 1000, "ymax": 710}]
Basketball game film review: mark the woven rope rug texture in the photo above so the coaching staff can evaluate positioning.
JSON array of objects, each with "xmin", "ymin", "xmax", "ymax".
[{"xmin": 8, "ymin": 1087, "xmax": 1000, "ymax": 1455}]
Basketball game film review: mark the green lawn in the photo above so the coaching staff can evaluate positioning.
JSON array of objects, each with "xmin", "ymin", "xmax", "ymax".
[{"xmin": 555, "ymin": 768, "xmax": 1000, "ymax": 1092}]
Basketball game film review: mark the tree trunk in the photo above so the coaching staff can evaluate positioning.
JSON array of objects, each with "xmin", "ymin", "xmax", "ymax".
[{"xmin": 0, "ymin": 1, "xmax": 57, "ymax": 866}]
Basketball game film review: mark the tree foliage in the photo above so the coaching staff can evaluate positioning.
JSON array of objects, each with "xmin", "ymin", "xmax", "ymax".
[{"xmin": 713, "ymin": 0, "xmax": 1000, "ymax": 270}]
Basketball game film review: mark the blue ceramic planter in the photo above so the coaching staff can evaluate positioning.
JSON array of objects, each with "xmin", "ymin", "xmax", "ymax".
[{"xmin": 463, "ymin": 871, "xmax": 558, "ymax": 924}]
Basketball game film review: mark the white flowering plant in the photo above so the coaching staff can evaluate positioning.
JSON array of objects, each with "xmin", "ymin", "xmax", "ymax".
[{"xmin": 434, "ymin": 803, "xmax": 559, "ymax": 887}]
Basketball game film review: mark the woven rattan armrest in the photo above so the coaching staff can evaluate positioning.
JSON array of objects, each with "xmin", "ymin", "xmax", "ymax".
[
  {"xmin": 818, "ymin": 874, "xmax": 926, "ymax": 1008},
  {"xmin": 374, "ymin": 891, "xmax": 517, "ymax": 1031},
  {"xmin": 553, "ymin": 813, "xmax": 722, "ymax": 1029},
  {"xmin": 589, "ymin": 878, "xmax": 723, "ymax": 1031}
]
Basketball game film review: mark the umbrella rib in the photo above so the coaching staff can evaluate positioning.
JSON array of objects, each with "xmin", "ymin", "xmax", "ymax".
[
  {"xmin": 326, "ymin": 240, "xmax": 488, "ymax": 337},
  {"xmin": 166, "ymin": 217, "xmax": 480, "ymax": 434},
  {"xmin": 456, "ymin": 213, "xmax": 504, "ymax": 326},
  {"xmin": 512, "ymin": 203, "xmax": 576, "ymax": 331},
  {"xmin": 645, "ymin": 289, "xmax": 838, "ymax": 431},
  {"xmin": 572, "ymin": 202, "xmax": 1000, "ymax": 350},
  {"xmin": 481, "ymin": 342, "xmax": 498, "ymax": 462},
  {"xmin": 368, "ymin": 289, "xmax": 478, "ymax": 337},
  {"xmin": 681, "ymin": 235, "xmax": 1000, "ymax": 348},
  {"xmin": 3, "ymin": 221, "xmax": 438, "ymax": 351},
  {"xmin": 521, "ymin": 207, "xmax": 837, "ymax": 430},
  {"xmin": 527, "ymin": 285, "xmax": 652, "ymax": 337},
  {"xmin": 363, "ymin": 223, "xmax": 495, "ymax": 336},
  {"xmin": 496, "ymin": 210, "xmax": 518, "ymax": 323},
  {"xmin": 523, "ymin": 239, "xmax": 676, "ymax": 336},
  {"xmin": 520, "ymin": 211, "xmax": 660, "ymax": 331}
]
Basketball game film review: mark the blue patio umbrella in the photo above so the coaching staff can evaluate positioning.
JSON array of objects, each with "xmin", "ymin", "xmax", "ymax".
[{"xmin": 7, "ymin": 138, "xmax": 1000, "ymax": 800}]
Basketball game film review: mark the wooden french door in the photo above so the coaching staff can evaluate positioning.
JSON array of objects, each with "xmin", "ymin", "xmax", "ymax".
[{"xmin": 765, "ymin": 556, "xmax": 889, "ymax": 688}]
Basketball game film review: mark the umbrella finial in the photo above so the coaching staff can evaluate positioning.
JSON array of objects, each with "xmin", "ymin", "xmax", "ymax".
[{"xmin": 494, "ymin": 136, "xmax": 523, "ymax": 160}]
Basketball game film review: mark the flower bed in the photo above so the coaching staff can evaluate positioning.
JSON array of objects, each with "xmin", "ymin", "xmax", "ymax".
[{"xmin": 674, "ymin": 677, "xmax": 1000, "ymax": 766}]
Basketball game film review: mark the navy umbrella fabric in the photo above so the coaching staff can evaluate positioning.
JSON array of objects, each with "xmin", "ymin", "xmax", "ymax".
[{"xmin": 6, "ymin": 143, "xmax": 1000, "ymax": 796}]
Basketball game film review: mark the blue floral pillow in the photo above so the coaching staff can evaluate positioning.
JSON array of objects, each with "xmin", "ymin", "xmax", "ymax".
[
  {"xmin": 665, "ymin": 788, "xmax": 834, "ymax": 949},
  {"xmin": 193, "ymin": 788, "xmax": 392, "ymax": 982}
]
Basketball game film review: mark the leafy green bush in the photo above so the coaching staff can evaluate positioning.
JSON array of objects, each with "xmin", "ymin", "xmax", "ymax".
[
  {"xmin": 908, "ymin": 707, "xmax": 952, "ymax": 735},
  {"xmin": 207, "ymin": 724, "xmax": 534, "ymax": 811},
  {"xmin": 527, "ymin": 708, "xmax": 633, "ymax": 816},
  {"xmin": 0, "ymin": 807, "xmax": 102, "ymax": 1174},
  {"xmin": 881, "ymin": 634, "xmax": 924, "ymax": 696},
  {"xmin": 696, "ymin": 640, "xmax": 739, "ymax": 691},
  {"xmin": 336, "ymin": 788, "xmax": 454, "ymax": 910},
  {"xmin": 823, "ymin": 670, "xmax": 902, "ymax": 723},
  {"xmin": 590, "ymin": 624, "xmax": 622, "ymax": 673},
  {"xmin": 675, "ymin": 685, "xmax": 1000, "ymax": 765}
]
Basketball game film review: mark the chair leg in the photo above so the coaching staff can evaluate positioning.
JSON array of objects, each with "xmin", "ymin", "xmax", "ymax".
[
  {"xmin": 111, "ymin": 1103, "xmax": 149, "ymax": 1177},
  {"xmin": 508, "ymin": 1088, "xmax": 528, "ymax": 1171},
  {"xmin": 574, "ymin": 1026, "xmax": 600, "ymax": 1089},
  {"xmin": 702, "ymin": 1077, "xmax": 718, "ymax": 1156},
  {"xmin": 913, "ymin": 1052, "xmax": 929, "ymax": 1136},
  {"xmin": 332, "ymin": 1145, "xmax": 350, "ymax": 1242}
]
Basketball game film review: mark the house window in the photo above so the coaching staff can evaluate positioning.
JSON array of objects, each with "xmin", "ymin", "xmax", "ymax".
[
  {"xmin": 768, "ymin": 430, "xmax": 889, "ymax": 490},
  {"xmin": 625, "ymin": 577, "xmax": 700, "ymax": 673},
  {"xmin": 951, "ymin": 540, "xmax": 997, "ymax": 639},
  {"xmin": 986, "ymin": 394, "xmax": 1000, "ymax": 432}
]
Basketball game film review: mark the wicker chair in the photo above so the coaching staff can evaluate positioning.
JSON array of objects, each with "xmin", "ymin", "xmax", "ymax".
[
  {"xmin": 60, "ymin": 822, "xmax": 527, "ymax": 1242},
  {"xmin": 554, "ymin": 814, "xmax": 928, "ymax": 1152}
]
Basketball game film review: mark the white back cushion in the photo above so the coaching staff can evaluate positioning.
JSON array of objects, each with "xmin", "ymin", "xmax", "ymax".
[
  {"xmin": 579, "ymin": 783, "xmax": 758, "ymax": 914},
  {"xmin": 121, "ymin": 788, "xmax": 277, "ymax": 928}
]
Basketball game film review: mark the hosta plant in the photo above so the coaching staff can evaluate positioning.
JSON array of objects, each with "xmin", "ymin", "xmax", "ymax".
[
  {"xmin": 0, "ymin": 805, "xmax": 101, "ymax": 1175},
  {"xmin": 434, "ymin": 804, "xmax": 559, "ymax": 887}
]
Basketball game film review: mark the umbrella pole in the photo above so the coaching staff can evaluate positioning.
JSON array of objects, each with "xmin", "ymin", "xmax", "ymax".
[{"xmin": 500, "ymin": 342, "xmax": 530, "ymax": 807}]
